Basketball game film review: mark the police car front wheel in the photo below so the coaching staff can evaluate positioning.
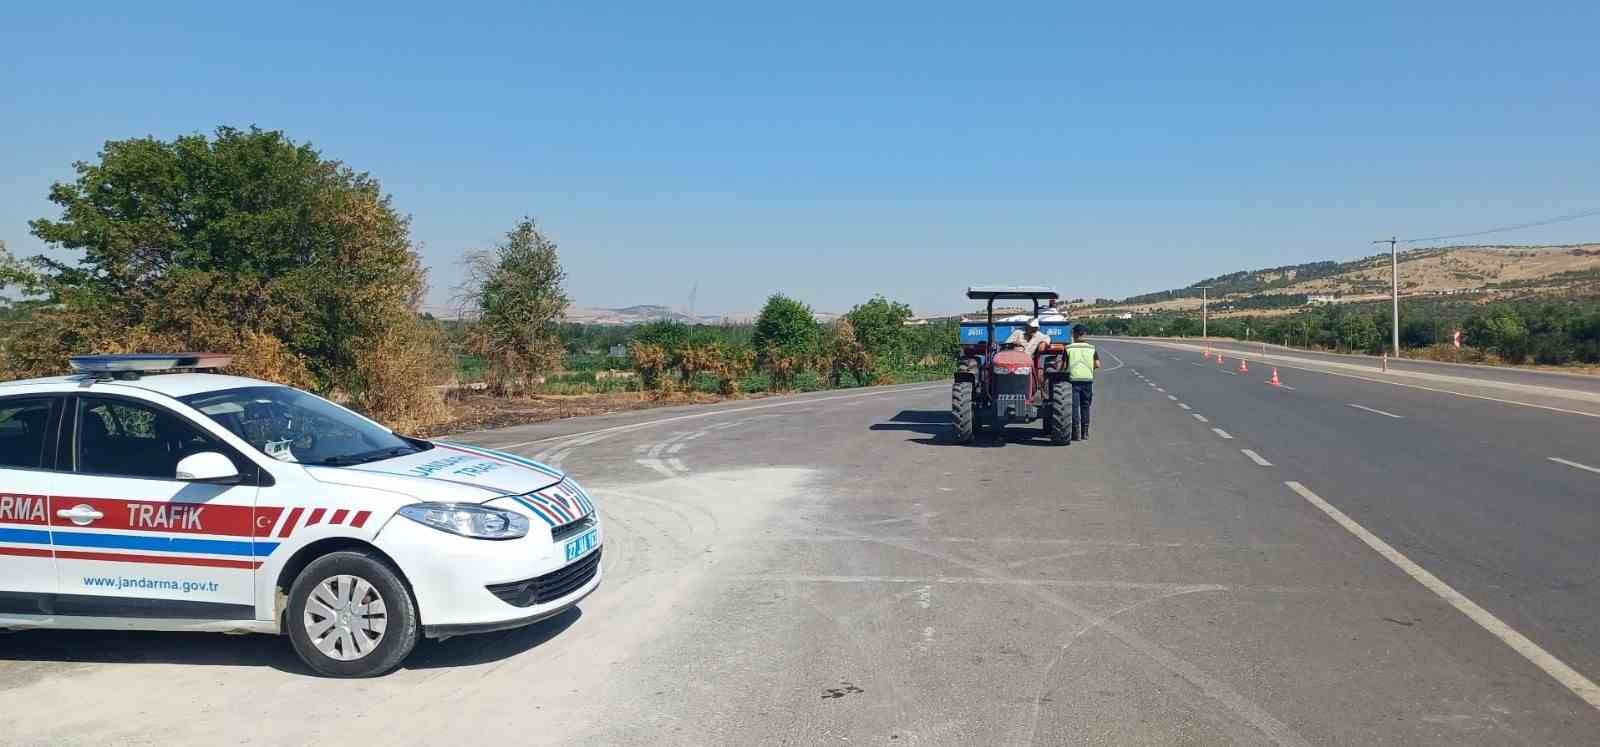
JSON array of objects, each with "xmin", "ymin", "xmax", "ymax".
[{"xmin": 287, "ymin": 551, "xmax": 419, "ymax": 677}]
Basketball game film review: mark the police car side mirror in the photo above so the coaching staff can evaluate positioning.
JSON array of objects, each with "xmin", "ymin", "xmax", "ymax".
[{"xmin": 175, "ymin": 452, "xmax": 241, "ymax": 484}]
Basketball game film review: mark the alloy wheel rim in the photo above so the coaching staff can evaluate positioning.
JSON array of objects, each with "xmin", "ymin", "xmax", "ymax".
[{"xmin": 303, "ymin": 574, "xmax": 388, "ymax": 661}]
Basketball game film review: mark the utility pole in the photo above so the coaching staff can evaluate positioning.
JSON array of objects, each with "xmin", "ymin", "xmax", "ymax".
[
  {"xmin": 1373, "ymin": 237, "xmax": 1399, "ymax": 357},
  {"xmin": 1196, "ymin": 286, "xmax": 1213, "ymax": 340}
]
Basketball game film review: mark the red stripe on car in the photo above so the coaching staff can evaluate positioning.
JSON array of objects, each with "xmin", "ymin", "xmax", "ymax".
[
  {"xmin": 277, "ymin": 507, "xmax": 304, "ymax": 538},
  {"xmin": 55, "ymin": 550, "xmax": 261, "ymax": 570}
]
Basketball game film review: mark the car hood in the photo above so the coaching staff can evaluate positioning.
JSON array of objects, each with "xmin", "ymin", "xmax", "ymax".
[{"xmin": 304, "ymin": 440, "xmax": 565, "ymax": 503}]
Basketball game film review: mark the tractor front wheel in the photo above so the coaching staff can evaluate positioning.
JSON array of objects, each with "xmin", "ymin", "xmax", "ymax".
[
  {"xmin": 1047, "ymin": 379, "xmax": 1072, "ymax": 445},
  {"xmin": 952, "ymin": 380, "xmax": 976, "ymax": 444}
]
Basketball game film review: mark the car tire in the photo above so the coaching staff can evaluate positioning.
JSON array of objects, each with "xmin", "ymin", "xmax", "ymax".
[
  {"xmin": 286, "ymin": 550, "xmax": 419, "ymax": 678},
  {"xmin": 1048, "ymin": 380, "xmax": 1072, "ymax": 445},
  {"xmin": 952, "ymin": 380, "xmax": 975, "ymax": 444}
]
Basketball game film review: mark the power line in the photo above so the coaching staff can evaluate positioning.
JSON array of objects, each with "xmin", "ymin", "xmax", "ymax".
[{"xmin": 1398, "ymin": 207, "xmax": 1600, "ymax": 245}]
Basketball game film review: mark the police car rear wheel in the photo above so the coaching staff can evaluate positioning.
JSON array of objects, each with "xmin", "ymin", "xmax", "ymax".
[{"xmin": 288, "ymin": 551, "xmax": 418, "ymax": 677}]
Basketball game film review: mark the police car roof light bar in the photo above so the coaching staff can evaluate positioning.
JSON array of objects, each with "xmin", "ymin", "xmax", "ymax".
[{"xmin": 69, "ymin": 353, "xmax": 234, "ymax": 379}]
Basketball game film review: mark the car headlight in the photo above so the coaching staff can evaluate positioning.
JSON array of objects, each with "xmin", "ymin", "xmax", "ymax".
[{"xmin": 398, "ymin": 503, "xmax": 530, "ymax": 540}]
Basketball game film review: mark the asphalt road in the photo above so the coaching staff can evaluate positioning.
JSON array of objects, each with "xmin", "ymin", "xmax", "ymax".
[
  {"xmin": 1158, "ymin": 336, "xmax": 1600, "ymax": 397},
  {"xmin": 3, "ymin": 349, "xmax": 1599, "ymax": 745}
]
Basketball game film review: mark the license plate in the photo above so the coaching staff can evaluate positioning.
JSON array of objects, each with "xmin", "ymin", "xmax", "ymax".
[{"xmin": 564, "ymin": 529, "xmax": 598, "ymax": 562}]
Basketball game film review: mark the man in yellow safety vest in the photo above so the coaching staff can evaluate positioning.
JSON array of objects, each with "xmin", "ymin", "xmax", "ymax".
[{"xmin": 1064, "ymin": 325, "xmax": 1101, "ymax": 440}]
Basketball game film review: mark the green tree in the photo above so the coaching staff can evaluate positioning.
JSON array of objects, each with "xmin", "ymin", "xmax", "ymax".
[
  {"xmin": 751, "ymin": 293, "xmax": 819, "ymax": 391},
  {"xmin": 0, "ymin": 241, "xmax": 40, "ymax": 293},
  {"xmin": 459, "ymin": 217, "xmax": 570, "ymax": 393},
  {"xmin": 631, "ymin": 320, "xmax": 691, "ymax": 351},
  {"xmin": 1336, "ymin": 313, "xmax": 1379, "ymax": 353},
  {"xmin": 21, "ymin": 126, "xmax": 448, "ymax": 428},
  {"xmin": 752, "ymin": 293, "xmax": 820, "ymax": 362},
  {"xmin": 845, "ymin": 295, "xmax": 913, "ymax": 364}
]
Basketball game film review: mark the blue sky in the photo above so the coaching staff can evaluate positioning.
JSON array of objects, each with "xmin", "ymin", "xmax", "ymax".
[{"xmin": 3, "ymin": 1, "xmax": 1598, "ymax": 316}]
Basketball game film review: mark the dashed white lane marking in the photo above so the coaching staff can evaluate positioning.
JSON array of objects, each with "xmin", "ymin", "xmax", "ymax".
[
  {"xmin": 1192, "ymin": 414, "xmax": 1209, "ymax": 423},
  {"xmin": 1549, "ymin": 457, "xmax": 1600, "ymax": 475},
  {"xmin": 1179, "ymin": 403, "xmax": 1191, "ymax": 410},
  {"xmin": 1277, "ymin": 384, "xmax": 1297, "ymax": 391},
  {"xmin": 1167, "ymin": 395, "xmax": 1178, "ymax": 401},
  {"xmin": 1156, "ymin": 387, "xmax": 1166, "ymax": 393},
  {"xmin": 1241, "ymin": 449, "xmax": 1272, "ymax": 466},
  {"xmin": 1283, "ymin": 481, "xmax": 1600, "ymax": 710},
  {"xmin": 1116, "ymin": 339, "xmax": 1600, "ymax": 420},
  {"xmin": 1348, "ymin": 403, "xmax": 1403, "ymax": 419},
  {"xmin": 1212, "ymin": 428, "xmax": 1233, "ymax": 439}
]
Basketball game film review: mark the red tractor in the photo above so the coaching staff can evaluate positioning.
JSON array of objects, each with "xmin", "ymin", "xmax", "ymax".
[{"xmin": 952, "ymin": 286, "xmax": 1074, "ymax": 444}]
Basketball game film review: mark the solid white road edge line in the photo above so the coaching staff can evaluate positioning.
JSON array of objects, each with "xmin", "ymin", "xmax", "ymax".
[
  {"xmin": 1283, "ymin": 481, "xmax": 1600, "ymax": 711},
  {"xmin": 1110, "ymin": 339, "xmax": 1600, "ymax": 419},
  {"xmin": 1548, "ymin": 457, "xmax": 1600, "ymax": 475},
  {"xmin": 1212, "ymin": 428, "xmax": 1233, "ymax": 439},
  {"xmin": 1348, "ymin": 403, "xmax": 1403, "ymax": 419},
  {"xmin": 485, "ymin": 383, "xmax": 946, "ymax": 449},
  {"xmin": 1241, "ymin": 449, "xmax": 1272, "ymax": 466}
]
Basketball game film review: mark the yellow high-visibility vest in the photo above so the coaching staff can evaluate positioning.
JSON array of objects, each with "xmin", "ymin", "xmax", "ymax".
[{"xmin": 1066, "ymin": 342, "xmax": 1095, "ymax": 381}]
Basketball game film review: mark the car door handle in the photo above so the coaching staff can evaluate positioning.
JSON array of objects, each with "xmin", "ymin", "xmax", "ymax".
[{"xmin": 57, "ymin": 506, "xmax": 105, "ymax": 524}]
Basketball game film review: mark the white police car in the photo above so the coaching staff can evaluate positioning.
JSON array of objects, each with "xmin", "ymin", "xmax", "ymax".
[{"xmin": 0, "ymin": 354, "xmax": 601, "ymax": 677}]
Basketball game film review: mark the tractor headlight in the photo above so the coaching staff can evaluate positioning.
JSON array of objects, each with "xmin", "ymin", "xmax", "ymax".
[{"xmin": 398, "ymin": 503, "xmax": 529, "ymax": 540}]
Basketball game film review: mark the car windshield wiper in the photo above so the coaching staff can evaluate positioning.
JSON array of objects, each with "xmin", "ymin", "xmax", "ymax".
[{"xmin": 317, "ymin": 446, "xmax": 419, "ymax": 466}]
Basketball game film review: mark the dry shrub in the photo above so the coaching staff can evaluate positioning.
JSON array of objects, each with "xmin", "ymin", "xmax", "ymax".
[
  {"xmin": 820, "ymin": 319, "xmax": 871, "ymax": 387},
  {"xmin": 676, "ymin": 343, "xmax": 721, "ymax": 387},
  {"xmin": 715, "ymin": 347, "xmax": 754, "ymax": 395},
  {"xmin": 349, "ymin": 317, "xmax": 450, "ymax": 433},
  {"xmin": 761, "ymin": 348, "xmax": 804, "ymax": 392},
  {"xmin": 629, "ymin": 342, "xmax": 674, "ymax": 395},
  {"xmin": 1406, "ymin": 343, "xmax": 1489, "ymax": 364}
]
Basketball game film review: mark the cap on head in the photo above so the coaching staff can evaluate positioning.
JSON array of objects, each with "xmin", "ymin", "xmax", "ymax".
[
  {"xmin": 1026, "ymin": 317, "xmax": 1040, "ymax": 329},
  {"xmin": 1073, "ymin": 324, "xmax": 1088, "ymax": 338}
]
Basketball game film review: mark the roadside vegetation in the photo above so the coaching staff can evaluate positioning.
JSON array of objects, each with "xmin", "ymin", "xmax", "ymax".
[
  {"xmin": 1081, "ymin": 295, "xmax": 1600, "ymax": 367},
  {"xmin": 0, "ymin": 126, "xmax": 959, "ymax": 436}
]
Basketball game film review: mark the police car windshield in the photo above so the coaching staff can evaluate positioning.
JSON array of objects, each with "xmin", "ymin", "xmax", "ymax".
[{"xmin": 179, "ymin": 386, "xmax": 426, "ymax": 466}]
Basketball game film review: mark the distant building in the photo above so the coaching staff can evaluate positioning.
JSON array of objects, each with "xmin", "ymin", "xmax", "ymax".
[
  {"xmin": 902, "ymin": 318, "xmax": 930, "ymax": 326},
  {"xmin": 608, "ymin": 344, "xmax": 628, "ymax": 358},
  {"xmin": 1306, "ymin": 294, "xmax": 1341, "ymax": 305},
  {"xmin": 1117, "ymin": 313, "xmax": 1134, "ymax": 320}
]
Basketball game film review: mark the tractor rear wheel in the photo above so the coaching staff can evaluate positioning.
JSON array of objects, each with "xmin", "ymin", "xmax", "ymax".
[
  {"xmin": 952, "ymin": 380, "xmax": 975, "ymax": 444},
  {"xmin": 1047, "ymin": 380, "xmax": 1072, "ymax": 445}
]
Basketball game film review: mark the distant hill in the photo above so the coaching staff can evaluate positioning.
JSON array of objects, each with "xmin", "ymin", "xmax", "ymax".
[
  {"xmin": 1089, "ymin": 243, "xmax": 1600, "ymax": 318},
  {"xmin": 564, "ymin": 304, "xmax": 720, "ymax": 325},
  {"xmin": 564, "ymin": 304, "xmax": 839, "ymax": 326}
]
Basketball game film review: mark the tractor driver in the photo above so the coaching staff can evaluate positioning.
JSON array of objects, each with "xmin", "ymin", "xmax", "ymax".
[{"xmin": 1003, "ymin": 317, "xmax": 1051, "ymax": 358}]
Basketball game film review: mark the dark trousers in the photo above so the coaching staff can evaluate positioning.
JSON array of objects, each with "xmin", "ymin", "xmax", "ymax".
[{"xmin": 1071, "ymin": 380, "xmax": 1093, "ymax": 436}]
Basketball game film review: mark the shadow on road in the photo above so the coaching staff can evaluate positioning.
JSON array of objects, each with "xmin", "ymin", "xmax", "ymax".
[
  {"xmin": 0, "ymin": 606, "xmax": 582, "ymax": 677},
  {"xmin": 871, "ymin": 410, "xmax": 1071, "ymax": 448}
]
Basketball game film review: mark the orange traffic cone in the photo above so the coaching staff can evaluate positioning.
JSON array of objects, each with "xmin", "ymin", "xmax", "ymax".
[
  {"xmin": 1217, "ymin": 354, "xmax": 1225, "ymax": 366},
  {"xmin": 1202, "ymin": 349, "xmax": 1210, "ymax": 360},
  {"xmin": 1238, "ymin": 358, "xmax": 1249, "ymax": 373},
  {"xmin": 1268, "ymin": 368, "xmax": 1281, "ymax": 386}
]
